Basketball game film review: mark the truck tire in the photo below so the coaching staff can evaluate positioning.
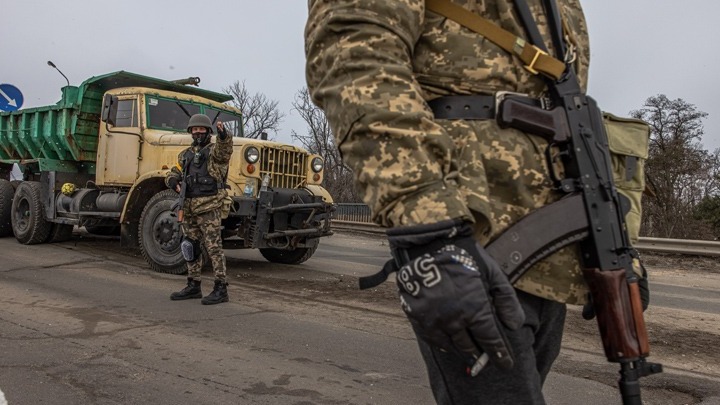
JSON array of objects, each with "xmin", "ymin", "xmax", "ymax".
[
  {"xmin": 139, "ymin": 190, "xmax": 186, "ymax": 274},
  {"xmin": 11, "ymin": 181, "xmax": 52, "ymax": 244},
  {"xmin": 46, "ymin": 223, "xmax": 74, "ymax": 243},
  {"xmin": 259, "ymin": 243, "xmax": 318, "ymax": 265},
  {"xmin": 0, "ymin": 179, "xmax": 14, "ymax": 237}
]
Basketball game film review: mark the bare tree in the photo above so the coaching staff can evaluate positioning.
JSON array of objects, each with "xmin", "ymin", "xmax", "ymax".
[
  {"xmin": 630, "ymin": 94, "xmax": 718, "ymax": 239},
  {"xmin": 291, "ymin": 88, "xmax": 361, "ymax": 203},
  {"xmin": 224, "ymin": 80, "xmax": 285, "ymax": 140}
]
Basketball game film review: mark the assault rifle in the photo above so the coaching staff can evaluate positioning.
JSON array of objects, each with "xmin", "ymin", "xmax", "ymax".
[
  {"xmin": 491, "ymin": 1, "xmax": 662, "ymax": 402},
  {"xmin": 489, "ymin": 26, "xmax": 661, "ymax": 405},
  {"xmin": 491, "ymin": 84, "xmax": 662, "ymax": 405}
]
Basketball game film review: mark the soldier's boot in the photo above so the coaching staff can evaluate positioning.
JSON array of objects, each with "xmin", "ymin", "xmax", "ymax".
[
  {"xmin": 170, "ymin": 278, "xmax": 202, "ymax": 300},
  {"xmin": 201, "ymin": 280, "xmax": 229, "ymax": 305}
]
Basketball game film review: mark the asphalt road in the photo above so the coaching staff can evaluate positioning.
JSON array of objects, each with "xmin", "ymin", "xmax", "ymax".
[{"xmin": 0, "ymin": 230, "xmax": 718, "ymax": 405}]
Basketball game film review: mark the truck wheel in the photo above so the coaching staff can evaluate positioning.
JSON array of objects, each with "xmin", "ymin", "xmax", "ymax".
[
  {"xmin": 259, "ymin": 243, "xmax": 318, "ymax": 265},
  {"xmin": 47, "ymin": 223, "xmax": 74, "ymax": 243},
  {"xmin": 139, "ymin": 190, "xmax": 186, "ymax": 274},
  {"xmin": 11, "ymin": 181, "xmax": 52, "ymax": 244},
  {"xmin": 0, "ymin": 179, "xmax": 14, "ymax": 237}
]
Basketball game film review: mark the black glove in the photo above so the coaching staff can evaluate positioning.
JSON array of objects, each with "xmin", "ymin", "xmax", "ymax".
[
  {"xmin": 216, "ymin": 124, "xmax": 229, "ymax": 140},
  {"xmin": 167, "ymin": 176, "xmax": 180, "ymax": 191},
  {"xmin": 388, "ymin": 220, "xmax": 525, "ymax": 372}
]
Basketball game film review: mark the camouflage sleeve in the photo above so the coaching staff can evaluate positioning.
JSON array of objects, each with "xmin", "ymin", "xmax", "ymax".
[
  {"xmin": 305, "ymin": 0, "xmax": 475, "ymax": 228},
  {"xmin": 211, "ymin": 131, "xmax": 233, "ymax": 165}
]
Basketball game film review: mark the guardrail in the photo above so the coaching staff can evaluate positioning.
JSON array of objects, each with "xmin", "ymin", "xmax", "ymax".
[
  {"xmin": 333, "ymin": 203, "xmax": 373, "ymax": 223},
  {"xmin": 331, "ymin": 218, "xmax": 720, "ymax": 257}
]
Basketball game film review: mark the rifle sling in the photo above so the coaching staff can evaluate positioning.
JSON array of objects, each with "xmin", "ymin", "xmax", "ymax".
[{"xmin": 425, "ymin": 0, "xmax": 566, "ymax": 80}]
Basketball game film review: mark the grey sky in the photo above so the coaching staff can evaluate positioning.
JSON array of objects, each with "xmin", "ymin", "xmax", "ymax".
[{"xmin": 2, "ymin": 0, "xmax": 719, "ymax": 151}]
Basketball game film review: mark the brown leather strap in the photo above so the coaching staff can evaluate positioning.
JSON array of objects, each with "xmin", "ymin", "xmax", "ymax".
[{"xmin": 425, "ymin": 0, "xmax": 566, "ymax": 80}]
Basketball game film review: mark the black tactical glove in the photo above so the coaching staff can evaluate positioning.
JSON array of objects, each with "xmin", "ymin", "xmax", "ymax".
[
  {"xmin": 167, "ymin": 176, "xmax": 180, "ymax": 191},
  {"xmin": 216, "ymin": 123, "xmax": 229, "ymax": 140},
  {"xmin": 387, "ymin": 220, "xmax": 525, "ymax": 372}
]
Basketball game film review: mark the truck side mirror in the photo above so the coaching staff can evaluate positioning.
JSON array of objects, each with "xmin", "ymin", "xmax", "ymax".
[{"xmin": 101, "ymin": 94, "xmax": 119, "ymax": 126}]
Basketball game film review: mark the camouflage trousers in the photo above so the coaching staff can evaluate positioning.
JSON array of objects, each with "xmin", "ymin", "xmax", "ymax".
[{"xmin": 181, "ymin": 209, "xmax": 226, "ymax": 281}]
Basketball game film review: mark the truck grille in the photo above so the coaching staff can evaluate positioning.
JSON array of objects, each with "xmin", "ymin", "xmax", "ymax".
[{"xmin": 259, "ymin": 147, "xmax": 307, "ymax": 189}]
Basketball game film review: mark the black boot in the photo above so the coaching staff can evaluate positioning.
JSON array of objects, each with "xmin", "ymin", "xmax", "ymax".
[
  {"xmin": 170, "ymin": 278, "xmax": 202, "ymax": 300},
  {"xmin": 201, "ymin": 280, "xmax": 229, "ymax": 305}
]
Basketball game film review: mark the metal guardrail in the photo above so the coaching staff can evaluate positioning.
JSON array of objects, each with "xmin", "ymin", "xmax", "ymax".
[
  {"xmin": 333, "ymin": 203, "xmax": 373, "ymax": 223},
  {"xmin": 635, "ymin": 237, "xmax": 720, "ymax": 257},
  {"xmin": 331, "ymin": 217, "xmax": 720, "ymax": 257}
]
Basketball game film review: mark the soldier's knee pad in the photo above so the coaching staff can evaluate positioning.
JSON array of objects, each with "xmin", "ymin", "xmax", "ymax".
[{"xmin": 180, "ymin": 237, "xmax": 202, "ymax": 262}]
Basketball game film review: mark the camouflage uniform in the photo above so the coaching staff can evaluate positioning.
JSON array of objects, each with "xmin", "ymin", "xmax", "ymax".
[
  {"xmin": 305, "ymin": 0, "xmax": 590, "ymax": 305},
  {"xmin": 306, "ymin": 1, "xmax": 591, "ymax": 402},
  {"xmin": 166, "ymin": 134, "xmax": 233, "ymax": 280}
]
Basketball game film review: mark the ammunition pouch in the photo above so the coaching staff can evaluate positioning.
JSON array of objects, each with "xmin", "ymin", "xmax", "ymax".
[
  {"xmin": 220, "ymin": 193, "xmax": 233, "ymax": 220},
  {"xmin": 185, "ymin": 174, "xmax": 219, "ymax": 197}
]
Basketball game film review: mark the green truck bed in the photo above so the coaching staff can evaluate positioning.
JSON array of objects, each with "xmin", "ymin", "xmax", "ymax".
[{"xmin": 0, "ymin": 71, "xmax": 232, "ymax": 164}]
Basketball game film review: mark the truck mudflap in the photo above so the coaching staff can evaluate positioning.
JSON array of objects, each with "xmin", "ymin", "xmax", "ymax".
[{"xmin": 229, "ymin": 187, "xmax": 335, "ymax": 249}]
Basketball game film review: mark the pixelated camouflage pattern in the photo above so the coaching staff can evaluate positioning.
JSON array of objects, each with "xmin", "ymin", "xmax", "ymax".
[
  {"xmin": 166, "ymin": 133, "xmax": 232, "ymax": 281},
  {"xmin": 165, "ymin": 133, "xmax": 233, "ymax": 216},
  {"xmin": 305, "ymin": 0, "xmax": 590, "ymax": 304},
  {"xmin": 182, "ymin": 210, "xmax": 226, "ymax": 280}
]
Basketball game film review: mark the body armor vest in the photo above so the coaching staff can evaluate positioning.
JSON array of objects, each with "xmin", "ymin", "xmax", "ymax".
[{"xmin": 182, "ymin": 146, "xmax": 220, "ymax": 198}]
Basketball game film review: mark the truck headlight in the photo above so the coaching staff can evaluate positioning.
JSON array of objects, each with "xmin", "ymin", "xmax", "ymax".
[
  {"xmin": 311, "ymin": 157, "xmax": 323, "ymax": 173},
  {"xmin": 244, "ymin": 147, "xmax": 259, "ymax": 163}
]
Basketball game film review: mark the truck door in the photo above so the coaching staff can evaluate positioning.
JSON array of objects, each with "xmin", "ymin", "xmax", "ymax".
[{"xmin": 99, "ymin": 96, "xmax": 141, "ymax": 185}]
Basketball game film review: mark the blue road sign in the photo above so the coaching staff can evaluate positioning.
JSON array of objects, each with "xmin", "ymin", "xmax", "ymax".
[{"xmin": 0, "ymin": 84, "xmax": 24, "ymax": 112}]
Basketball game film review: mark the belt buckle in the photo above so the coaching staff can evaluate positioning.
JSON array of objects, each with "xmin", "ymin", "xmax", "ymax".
[{"xmin": 494, "ymin": 91, "xmax": 529, "ymax": 116}]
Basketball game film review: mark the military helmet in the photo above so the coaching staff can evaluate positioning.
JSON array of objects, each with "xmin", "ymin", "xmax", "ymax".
[{"xmin": 186, "ymin": 113, "xmax": 214, "ymax": 133}]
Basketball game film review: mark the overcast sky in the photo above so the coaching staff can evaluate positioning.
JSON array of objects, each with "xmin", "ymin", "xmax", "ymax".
[{"xmin": 2, "ymin": 0, "xmax": 719, "ymax": 151}]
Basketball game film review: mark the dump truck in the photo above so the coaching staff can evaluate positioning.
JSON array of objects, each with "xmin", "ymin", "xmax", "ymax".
[{"xmin": 0, "ymin": 71, "xmax": 334, "ymax": 273}]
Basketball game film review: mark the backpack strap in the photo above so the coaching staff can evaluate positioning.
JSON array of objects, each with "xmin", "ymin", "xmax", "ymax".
[{"xmin": 425, "ymin": 0, "xmax": 566, "ymax": 80}]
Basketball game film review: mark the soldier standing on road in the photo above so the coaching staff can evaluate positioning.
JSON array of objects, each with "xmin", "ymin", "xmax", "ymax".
[
  {"xmin": 166, "ymin": 114, "xmax": 233, "ymax": 305},
  {"xmin": 306, "ymin": 0, "xmax": 591, "ymax": 403}
]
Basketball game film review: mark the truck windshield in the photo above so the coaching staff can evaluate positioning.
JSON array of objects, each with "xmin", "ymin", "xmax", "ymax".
[
  {"xmin": 146, "ymin": 96, "xmax": 243, "ymax": 136},
  {"xmin": 147, "ymin": 97, "xmax": 200, "ymax": 131},
  {"xmin": 205, "ymin": 108, "xmax": 243, "ymax": 137}
]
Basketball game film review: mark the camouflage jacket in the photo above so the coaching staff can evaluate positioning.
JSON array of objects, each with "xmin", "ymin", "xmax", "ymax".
[
  {"xmin": 165, "ymin": 134, "xmax": 233, "ymax": 216},
  {"xmin": 305, "ymin": 0, "xmax": 591, "ymax": 304}
]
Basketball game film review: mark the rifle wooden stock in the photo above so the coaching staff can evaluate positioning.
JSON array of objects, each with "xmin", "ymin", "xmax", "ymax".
[
  {"xmin": 177, "ymin": 209, "xmax": 185, "ymax": 223},
  {"xmin": 583, "ymin": 268, "xmax": 650, "ymax": 362}
]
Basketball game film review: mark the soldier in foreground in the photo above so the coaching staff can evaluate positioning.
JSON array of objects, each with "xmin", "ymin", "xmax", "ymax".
[
  {"xmin": 166, "ymin": 114, "xmax": 233, "ymax": 305},
  {"xmin": 306, "ymin": 1, "xmax": 592, "ymax": 403}
]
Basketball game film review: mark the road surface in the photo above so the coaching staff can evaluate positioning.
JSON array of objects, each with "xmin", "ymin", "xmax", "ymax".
[{"xmin": 0, "ymin": 230, "xmax": 718, "ymax": 404}]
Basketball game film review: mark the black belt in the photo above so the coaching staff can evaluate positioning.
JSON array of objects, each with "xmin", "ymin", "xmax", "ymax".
[
  {"xmin": 428, "ymin": 95, "xmax": 496, "ymax": 120},
  {"xmin": 428, "ymin": 94, "xmax": 543, "ymax": 120}
]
